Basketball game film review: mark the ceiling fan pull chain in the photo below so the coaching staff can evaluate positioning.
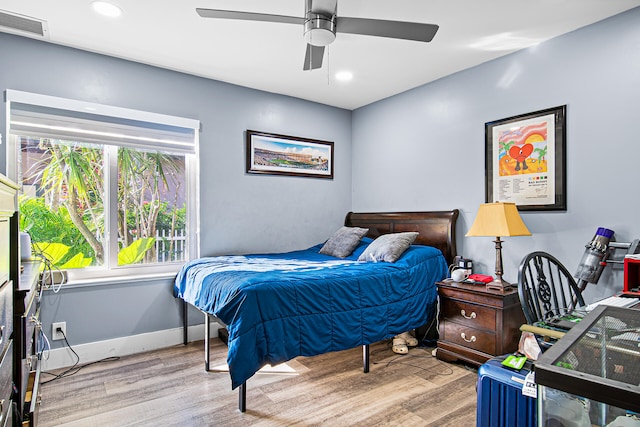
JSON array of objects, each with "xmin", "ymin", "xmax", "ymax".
[{"xmin": 326, "ymin": 46, "xmax": 330, "ymax": 86}]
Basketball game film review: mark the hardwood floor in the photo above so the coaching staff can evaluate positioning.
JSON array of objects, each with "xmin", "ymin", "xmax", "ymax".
[{"xmin": 38, "ymin": 339, "xmax": 478, "ymax": 426}]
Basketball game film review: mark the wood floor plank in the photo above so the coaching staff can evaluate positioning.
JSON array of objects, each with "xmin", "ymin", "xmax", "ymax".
[{"xmin": 38, "ymin": 339, "xmax": 477, "ymax": 426}]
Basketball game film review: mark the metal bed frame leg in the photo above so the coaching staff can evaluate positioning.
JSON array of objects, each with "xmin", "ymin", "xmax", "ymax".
[
  {"xmin": 187, "ymin": 305, "xmax": 247, "ymax": 412},
  {"xmin": 198, "ymin": 314, "xmax": 368, "ymax": 412},
  {"xmin": 239, "ymin": 383, "xmax": 247, "ymax": 412},
  {"xmin": 193, "ymin": 308, "xmax": 371, "ymax": 412},
  {"xmin": 363, "ymin": 344, "xmax": 370, "ymax": 373},
  {"xmin": 204, "ymin": 312, "xmax": 210, "ymax": 371},
  {"xmin": 200, "ymin": 310, "xmax": 246, "ymax": 411},
  {"xmin": 182, "ymin": 300, "xmax": 188, "ymax": 345}
]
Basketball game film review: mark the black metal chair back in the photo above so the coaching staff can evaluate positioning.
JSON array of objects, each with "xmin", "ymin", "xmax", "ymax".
[{"xmin": 517, "ymin": 251, "xmax": 586, "ymax": 324}]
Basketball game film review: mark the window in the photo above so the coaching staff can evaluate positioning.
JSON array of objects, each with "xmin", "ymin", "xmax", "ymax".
[{"xmin": 6, "ymin": 90, "xmax": 199, "ymax": 282}]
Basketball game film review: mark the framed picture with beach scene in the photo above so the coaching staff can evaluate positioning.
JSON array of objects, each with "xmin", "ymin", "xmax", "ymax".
[
  {"xmin": 485, "ymin": 105, "xmax": 566, "ymax": 211},
  {"xmin": 245, "ymin": 130, "xmax": 334, "ymax": 179}
]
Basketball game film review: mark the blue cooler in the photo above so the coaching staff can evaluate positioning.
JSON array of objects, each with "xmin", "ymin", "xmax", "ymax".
[{"xmin": 476, "ymin": 356, "xmax": 537, "ymax": 427}]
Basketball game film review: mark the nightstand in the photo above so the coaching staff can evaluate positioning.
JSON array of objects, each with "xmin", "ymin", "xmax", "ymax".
[{"xmin": 435, "ymin": 279, "xmax": 526, "ymax": 367}]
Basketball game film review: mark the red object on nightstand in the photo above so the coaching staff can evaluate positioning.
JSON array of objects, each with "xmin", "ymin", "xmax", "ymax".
[
  {"xmin": 623, "ymin": 257, "xmax": 640, "ymax": 296},
  {"xmin": 468, "ymin": 273, "xmax": 493, "ymax": 283}
]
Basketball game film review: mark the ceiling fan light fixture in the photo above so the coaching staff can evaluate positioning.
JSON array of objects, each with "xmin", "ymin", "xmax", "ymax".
[{"xmin": 304, "ymin": 13, "xmax": 336, "ymax": 46}]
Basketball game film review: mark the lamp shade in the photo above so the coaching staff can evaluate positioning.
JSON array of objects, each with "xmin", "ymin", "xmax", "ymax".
[{"xmin": 466, "ymin": 202, "xmax": 531, "ymax": 237}]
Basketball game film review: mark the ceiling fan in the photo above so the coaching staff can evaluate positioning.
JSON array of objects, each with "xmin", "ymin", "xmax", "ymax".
[{"xmin": 196, "ymin": 0, "xmax": 439, "ymax": 71}]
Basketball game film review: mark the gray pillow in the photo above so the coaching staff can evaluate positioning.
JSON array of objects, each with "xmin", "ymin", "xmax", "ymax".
[
  {"xmin": 357, "ymin": 232, "xmax": 419, "ymax": 263},
  {"xmin": 319, "ymin": 226, "xmax": 369, "ymax": 258}
]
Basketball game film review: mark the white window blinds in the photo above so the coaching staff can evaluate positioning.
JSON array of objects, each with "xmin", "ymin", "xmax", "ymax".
[{"xmin": 6, "ymin": 89, "xmax": 199, "ymax": 154}]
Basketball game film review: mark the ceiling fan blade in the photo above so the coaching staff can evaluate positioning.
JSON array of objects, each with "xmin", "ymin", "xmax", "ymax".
[
  {"xmin": 336, "ymin": 17, "xmax": 439, "ymax": 42},
  {"xmin": 196, "ymin": 9, "xmax": 304, "ymax": 26},
  {"xmin": 303, "ymin": 44, "xmax": 325, "ymax": 70},
  {"xmin": 308, "ymin": 0, "xmax": 337, "ymax": 16}
]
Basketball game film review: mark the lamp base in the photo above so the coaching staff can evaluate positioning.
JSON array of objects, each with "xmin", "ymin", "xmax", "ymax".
[{"xmin": 486, "ymin": 277, "xmax": 514, "ymax": 292}]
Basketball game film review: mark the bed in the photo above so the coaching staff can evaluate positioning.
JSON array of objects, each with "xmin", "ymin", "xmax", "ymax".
[{"xmin": 174, "ymin": 210, "xmax": 459, "ymax": 411}]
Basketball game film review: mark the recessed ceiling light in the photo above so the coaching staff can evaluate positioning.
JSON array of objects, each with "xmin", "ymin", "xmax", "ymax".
[
  {"xmin": 92, "ymin": 1, "xmax": 123, "ymax": 18},
  {"xmin": 335, "ymin": 71, "xmax": 353, "ymax": 82}
]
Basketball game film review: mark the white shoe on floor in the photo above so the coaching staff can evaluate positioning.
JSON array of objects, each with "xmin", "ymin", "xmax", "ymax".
[{"xmin": 392, "ymin": 336, "xmax": 408, "ymax": 354}]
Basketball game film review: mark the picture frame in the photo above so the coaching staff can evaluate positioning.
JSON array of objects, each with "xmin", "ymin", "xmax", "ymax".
[
  {"xmin": 245, "ymin": 130, "xmax": 334, "ymax": 179},
  {"xmin": 485, "ymin": 105, "xmax": 567, "ymax": 211}
]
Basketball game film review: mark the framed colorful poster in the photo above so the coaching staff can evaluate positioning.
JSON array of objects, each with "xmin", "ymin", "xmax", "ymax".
[
  {"xmin": 485, "ymin": 105, "xmax": 566, "ymax": 211},
  {"xmin": 246, "ymin": 130, "xmax": 334, "ymax": 179}
]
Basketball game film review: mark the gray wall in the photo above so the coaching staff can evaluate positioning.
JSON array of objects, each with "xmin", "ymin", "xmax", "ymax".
[
  {"xmin": 1, "ymin": 6, "xmax": 638, "ymax": 350},
  {"xmin": 0, "ymin": 33, "xmax": 352, "ymax": 347},
  {"xmin": 352, "ymin": 7, "xmax": 640, "ymax": 303}
]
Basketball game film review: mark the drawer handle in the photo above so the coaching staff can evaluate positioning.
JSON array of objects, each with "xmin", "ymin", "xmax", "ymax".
[
  {"xmin": 460, "ymin": 309, "xmax": 476, "ymax": 320},
  {"xmin": 460, "ymin": 332, "xmax": 476, "ymax": 343}
]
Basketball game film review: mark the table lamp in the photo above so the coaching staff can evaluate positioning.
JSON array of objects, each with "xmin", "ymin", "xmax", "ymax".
[{"xmin": 466, "ymin": 202, "xmax": 531, "ymax": 291}]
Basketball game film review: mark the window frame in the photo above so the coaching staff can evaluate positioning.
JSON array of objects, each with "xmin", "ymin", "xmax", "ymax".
[{"xmin": 5, "ymin": 90, "xmax": 200, "ymax": 282}]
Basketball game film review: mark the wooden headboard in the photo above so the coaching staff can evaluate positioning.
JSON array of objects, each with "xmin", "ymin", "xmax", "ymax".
[{"xmin": 344, "ymin": 210, "xmax": 459, "ymax": 264}]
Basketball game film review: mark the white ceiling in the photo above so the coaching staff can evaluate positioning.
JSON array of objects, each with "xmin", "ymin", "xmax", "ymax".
[{"xmin": 2, "ymin": 0, "xmax": 639, "ymax": 110}]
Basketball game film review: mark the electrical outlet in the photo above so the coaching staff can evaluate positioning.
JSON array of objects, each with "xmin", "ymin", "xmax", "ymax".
[{"xmin": 52, "ymin": 321, "xmax": 67, "ymax": 340}]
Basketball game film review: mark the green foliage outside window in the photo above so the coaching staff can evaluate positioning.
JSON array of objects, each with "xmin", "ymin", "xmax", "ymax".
[
  {"xmin": 19, "ymin": 138, "xmax": 188, "ymax": 270},
  {"xmin": 20, "ymin": 197, "xmax": 96, "ymax": 266},
  {"xmin": 20, "ymin": 196, "xmax": 185, "ymax": 269}
]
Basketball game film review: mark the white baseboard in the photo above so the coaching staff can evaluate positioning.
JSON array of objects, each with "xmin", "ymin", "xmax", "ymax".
[{"xmin": 41, "ymin": 322, "xmax": 222, "ymax": 371}]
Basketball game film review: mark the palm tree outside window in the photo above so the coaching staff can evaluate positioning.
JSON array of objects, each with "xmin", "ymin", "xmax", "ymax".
[{"xmin": 6, "ymin": 90, "xmax": 199, "ymax": 282}]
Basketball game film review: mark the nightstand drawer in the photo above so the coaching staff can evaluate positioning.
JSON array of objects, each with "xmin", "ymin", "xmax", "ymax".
[
  {"xmin": 436, "ymin": 280, "xmax": 525, "ymax": 366},
  {"xmin": 441, "ymin": 322, "xmax": 496, "ymax": 355},
  {"xmin": 441, "ymin": 298, "xmax": 496, "ymax": 330}
]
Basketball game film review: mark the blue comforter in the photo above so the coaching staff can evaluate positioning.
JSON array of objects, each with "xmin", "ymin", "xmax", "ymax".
[{"xmin": 174, "ymin": 238, "xmax": 448, "ymax": 389}]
